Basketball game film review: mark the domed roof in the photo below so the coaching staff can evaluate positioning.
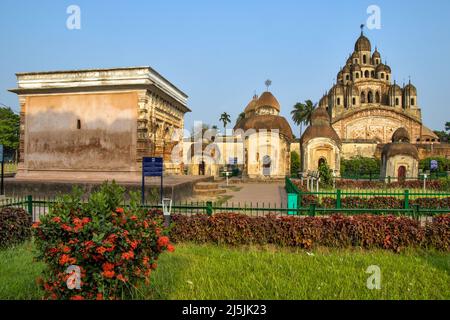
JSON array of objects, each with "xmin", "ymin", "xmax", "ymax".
[
  {"xmin": 372, "ymin": 48, "xmax": 381, "ymax": 59},
  {"xmin": 337, "ymin": 69, "xmax": 343, "ymax": 79},
  {"xmin": 311, "ymin": 106, "xmax": 330, "ymax": 126},
  {"xmin": 244, "ymin": 94, "xmax": 258, "ymax": 113},
  {"xmin": 355, "ymin": 34, "xmax": 371, "ymax": 52},
  {"xmin": 390, "ymin": 84, "xmax": 402, "ymax": 95},
  {"xmin": 256, "ymin": 91, "xmax": 280, "ymax": 111},
  {"xmin": 376, "ymin": 63, "xmax": 389, "ymax": 73},
  {"xmin": 404, "ymin": 83, "xmax": 417, "ymax": 95},
  {"xmin": 300, "ymin": 107, "xmax": 340, "ymax": 145},
  {"xmin": 385, "ymin": 64, "xmax": 391, "ymax": 73},
  {"xmin": 331, "ymin": 83, "xmax": 345, "ymax": 95},
  {"xmin": 343, "ymin": 64, "xmax": 351, "ymax": 73},
  {"xmin": 234, "ymin": 115, "xmax": 293, "ymax": 141},
  {"xmin": 351, "ymin": 51, "xmax": 359, "ymax": 59},
  {"xmin": 351, "ymin": 64, "xmax": 361, "ymax": 72},
  {"xmin": 381, "ymin": 143, "xmax": 419, "ymax": 160},
  {"xmin": 392, "ymin": 127, "xmax": 410, "ymax": 143}
]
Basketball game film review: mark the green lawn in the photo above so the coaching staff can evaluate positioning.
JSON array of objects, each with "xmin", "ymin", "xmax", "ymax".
[{"xmin": 0, "ymin": 242, "xmax": 449, "ymax": 300}]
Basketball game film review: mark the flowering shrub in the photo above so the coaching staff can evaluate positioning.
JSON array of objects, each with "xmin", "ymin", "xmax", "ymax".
[
  {"xmin": 0, "ymin": 207, "xmax": 32, "ymax": 249},
  {"xmin": 170, "ymin": 213, "xmax": 450, "ymax": 252},
  {"xmin": 32, "ymin": 182, "xmax": 174, "ymax": 300},
  {"xmin": 335, "ymin": 179, "xmax": 445, "ymax": 191}
]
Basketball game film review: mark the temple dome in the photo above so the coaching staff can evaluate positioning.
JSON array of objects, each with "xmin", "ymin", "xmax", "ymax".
[
  {"xmin": 244, "ymin": 94, "xmax": 258, "ymax": 113},
  {"xmin": 256, "ymin": 91, "xmax": 280, "ymax": 111},
  {"xmin": 404, "ymin": 83, "xmax": 417, "ymax": 95},
  {"xmin": 234, "ymin": 114, "xmax": 293, "ymax": 141},
  {"xmin": 392, "ymin": 127, "xmax": 410, "ymax": 143},
  {"xmin": 355, "ymin": 34, "xmax": 371, "ymax": 52}
]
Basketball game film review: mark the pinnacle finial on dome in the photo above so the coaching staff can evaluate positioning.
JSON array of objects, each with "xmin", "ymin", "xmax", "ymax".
[{"xmin": 360, "ymin": 24, "xmax": 365, "ymax": 35}]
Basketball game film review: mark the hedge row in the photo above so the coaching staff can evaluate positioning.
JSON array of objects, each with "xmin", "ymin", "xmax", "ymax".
[
  {"xmin": 335, "ymin": 179, "xmax": 445, "ymax": 191},
  {"xmin": 321, "ymin": 197, "xmax": 450, "ymax": 210},
  {"xmin": 170, "ymin": 213, "xmax": 450, "ymax": 252},
  {"xmin": 0, "ymin": 207, "xmax": 32, "ymax": 249}
]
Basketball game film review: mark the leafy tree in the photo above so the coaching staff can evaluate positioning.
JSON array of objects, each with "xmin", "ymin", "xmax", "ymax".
[
  {"xmin": 445, "ymin": 122, "xmax": 450, "ymax": 132},
  {"xmin": 318, "ymin": 161, "xmax": 333, "ymax": 187},
  {"xmin": 219, "ymin": 112, "xmax": 231, "ymax": 136},
  {"xmin": 290, "ymin": 100, "xmax": 316, "ymax": 139},
  {"xmin": 0, "ymin": 107, "xmax": 20, "ymax": 159},
  {"xmin": 340, "ymin": 157, "xmax": 380, "ymax": 178},
  {"xmin": 290, "ymin": 151, "xmax": 300, "ymax": 176}
]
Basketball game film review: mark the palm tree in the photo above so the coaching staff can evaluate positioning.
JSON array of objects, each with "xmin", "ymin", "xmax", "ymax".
[
  {"xmin": 219, "ymin": 112, "xmax": 231, "ymax": 136},
  {"xmin": 291, "ymin": 100, "xmax": 316, "ymax": 139}
]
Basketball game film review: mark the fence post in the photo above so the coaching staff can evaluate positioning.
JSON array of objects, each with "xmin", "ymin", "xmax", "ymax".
[
  {"xmin": 404, "ymin": 190, "xmax": 409, "ymax": 209},
  {"xmin": 309, "ymin": 203, "xmax": 316, "ymax": 217},
  {"xmin": 27, "ymin": 195, "xmax": 33, "ymax": 217},
  {"xmin": 336, "ymin": 189, "xmax": 341, "ymax": 209},
  {"xmin": 413, "ymin": 204, "xmax": 420, "ymax": 220},
  {"xmin": 206, "ymin": 201, "xmax": 213, "ymax": 216}
]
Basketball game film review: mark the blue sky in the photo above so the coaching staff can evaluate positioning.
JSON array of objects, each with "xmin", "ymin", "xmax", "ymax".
[{"xmin": 1, "ymin": 0, "xmax": 449, "ymax": 134}]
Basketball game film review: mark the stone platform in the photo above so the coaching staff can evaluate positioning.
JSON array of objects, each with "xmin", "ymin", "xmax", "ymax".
[{"xmin": 4, "ymin": 175, "xmax": 213, "ymax": 202}]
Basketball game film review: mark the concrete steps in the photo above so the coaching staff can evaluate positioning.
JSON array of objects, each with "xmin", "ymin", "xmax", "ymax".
[{"xmin": 194, "ymin": 182, "xmax": 227, "ymax": 196}]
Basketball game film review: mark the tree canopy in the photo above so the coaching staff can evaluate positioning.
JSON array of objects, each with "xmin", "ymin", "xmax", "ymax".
[{"xmin": 0, "ymin": 107, "xmax": 20, "ymax": 151}]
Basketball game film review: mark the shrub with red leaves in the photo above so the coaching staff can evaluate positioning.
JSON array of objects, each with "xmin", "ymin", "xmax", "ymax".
[{"xmin": 170, "ymin": 213, "xmax": 449, "ymax": 252}]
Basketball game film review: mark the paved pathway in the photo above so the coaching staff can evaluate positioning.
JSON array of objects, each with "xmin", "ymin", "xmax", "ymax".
[{"xmin": 221, "ymin": 182, "xmax": 287, "ymax": 206}]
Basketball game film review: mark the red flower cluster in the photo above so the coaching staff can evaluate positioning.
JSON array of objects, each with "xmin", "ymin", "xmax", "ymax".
[{"xmin": 32, "ymin": 183, "xmax": 174, "ymax": 300}]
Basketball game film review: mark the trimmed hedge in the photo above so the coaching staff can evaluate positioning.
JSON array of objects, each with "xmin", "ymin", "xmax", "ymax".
[
  {"xmin": 335, "ymin": 179, "xmax": 445, "ymax": 191},
  {"xmin": 0, "ymin": 207, "xmax": 32, "ymax": 249},
  {"xmin": 170, "ymin": 214, "xmax": 450, "ymax": 252}
]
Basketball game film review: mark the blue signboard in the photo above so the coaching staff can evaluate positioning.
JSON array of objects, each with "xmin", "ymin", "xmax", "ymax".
[
  {"xmin": 142, "ymin": 157, "xmax": 163, "ymax": 204},
  {"xmin": 143, "ymin": 157, "xmax": 163, "ymax": 177},
  {"xmin": 431, "ymin": 160, "xmax": 438, "ymax": 171}
]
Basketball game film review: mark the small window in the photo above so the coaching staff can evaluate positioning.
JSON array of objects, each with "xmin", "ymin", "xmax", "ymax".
[
  {"xmin": 381, "ymin": 73, "xmax": 385, "ymax": 79},
  {"xmin": 386, "ymin": 75, "xmax": 390, "ymax": 81},
  {"xmin": 352, "ymin": 98, "xmax": 356, "ymax": 105},
  {"xmin": 363, "ymin": 55, "xmax": 367, "ymax": 64},
  {"xmin": 355, "ymin": 73, "xmax": 359, "ymax": 79},
  {"xmin": 411, "ymin": 98, "xmax": 415, "ymax": 105},
  {"xmin": 395, "ymin": 98, "xmax": 399, "ymax": 106},
  {"xmin": 77, "ymin": 119, "xmax": 81, "ymax": 129},
  {"xmin": 416, "ymin": 138, "xmax": 421, "ymax": 142},
  {"xmin": 376, "ymin": 59, "xmax": 380, "ymax": 64},
  {"xmin": 371, "ymin": 71, "xmax": 375, "ymax": 78},
  {"xmin": 337, "ymin": 98, "xmax": 341, "ymax": 105},
  {"xmin": 364, "ymin": 70, "xmax": 369, "ymax": 78},
  {"xmin": 346, "ymin": 75, "xmax": 350, "ymax": 80}
]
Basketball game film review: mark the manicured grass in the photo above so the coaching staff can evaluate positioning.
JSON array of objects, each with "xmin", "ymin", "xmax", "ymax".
[{"xmin": 0, "ymin": 242, "xmax": 449, "ymax": 300}]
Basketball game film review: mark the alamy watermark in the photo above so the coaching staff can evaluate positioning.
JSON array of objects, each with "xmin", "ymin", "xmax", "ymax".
[
  {"xmin": 66, "ymin": 5, "xmax": 81, "ymax": 30},
  {"xmin": 366, "ymin": 265, "xmax": 381, "ymax": 290}
]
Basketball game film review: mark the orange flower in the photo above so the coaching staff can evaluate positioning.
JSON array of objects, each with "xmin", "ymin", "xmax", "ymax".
[
  {"xmin": 102, "ymin": 262, "xmax": 115, "ymax": 272},
  {"xmin": 151, "ymin": 262, "xmax": 158, "ymax": 270},
  {"xmin": 59, "ymin": 254, "xmax": 70, "ymax": 266},
  {"xmin": 32, "ymin": 221, "xmax": 41, "ymax": 229},
  {"xmin": 102, "ymin": 270, "xmax": 115, "ymax": 279},
  {"xmin": 70, "ymin": 295, "xmax": 84, "ymax": 300},
  {"xmin": 121, "ymin": 251, "xmax": 134, "ymax": 260},
  {"xmin": 96, "ymin": 246, "xmax": 107, "ymax": 255},
  {"xmin": 130, "ymin": 215, "xmax": 138, "ymax": 221},
  {"xmin": 62, "ymin": 224, "xmax": 72, "ymax": 232},
  {"xmin": 62, "ymin": 246, "xmax": 71, "ymax": 253},
  {"xmin": 167, "ymin": 244, "xmax": 175, "ymax": 252},
  {"xmin": 96, "ymin": 293, "xmax": 104, "ymax": 300},
  {"xmin": 52, "ymin": 217, "xmax": 61, "ymax": 223},
  {"xmin": 116, "ymin": 207, "xmax": 124, "ymax": 214},
  {"xmin": 129, "ymin": 240, "xmax": 139, "ymax": 250},
  {"xmin": 157, "ymin": 236, "xmax": 170, "ymax": 247}
]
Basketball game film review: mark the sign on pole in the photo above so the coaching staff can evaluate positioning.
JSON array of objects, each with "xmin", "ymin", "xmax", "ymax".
[{"xmin": 142, "ymin": 157, "xmax": 163, "ymax": 205}]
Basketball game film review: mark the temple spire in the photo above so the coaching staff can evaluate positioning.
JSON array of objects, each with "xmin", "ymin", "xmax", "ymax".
[{"xmin": 360, "ymin": 24, "xmax": 365, "ymax": 35}]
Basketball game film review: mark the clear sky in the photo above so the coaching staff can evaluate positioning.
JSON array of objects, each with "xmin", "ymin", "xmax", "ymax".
[{"xmin": 1, "ymin": 0, "xmax": 449, "ymax": 134}]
